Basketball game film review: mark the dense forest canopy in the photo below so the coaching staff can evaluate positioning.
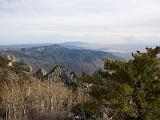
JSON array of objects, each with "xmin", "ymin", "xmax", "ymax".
[{"xmin": 76, "ymin": 47, "xmax": 160, "ymax": 120}]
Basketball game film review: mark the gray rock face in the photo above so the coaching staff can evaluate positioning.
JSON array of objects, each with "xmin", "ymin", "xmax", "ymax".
[
  {"xmin": 0, "ymin": 53, "xmax": 18, "ymax": 67},
  {"xmin": 35, "ymin": 68, "xmax": 47, "ymax": 79},
  {"xmin": 1, "ymin": 53, "xmax": 17, "ymax": 63},
  {"xmin": 25, "ymin": 65, "xmax": 33, "ymax": 72},
  {"xmin": 7, "ymin": 61, "xmax": 13, "ymax": 67},
  {"xmin": 46, "ymin": 65, "xmax": 77, "ymax": 86}
]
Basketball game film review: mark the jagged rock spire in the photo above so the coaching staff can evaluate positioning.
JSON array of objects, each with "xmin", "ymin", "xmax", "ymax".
[
  {"xmin": 1, "ymin": 53, "xmax": 17, "ymax": 63},
  {"xmin": 47, "ymin": 65, "xmax": 77, "ymax": 86},
  {"xmin": 35, "ymin": 68, "xmax": 47, "ymax": 79}
]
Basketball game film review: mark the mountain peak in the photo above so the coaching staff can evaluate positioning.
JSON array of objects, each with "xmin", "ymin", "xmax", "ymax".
[
  {"xmin": 50, "ymin": 65, "xmax": 68, "ymax": 73},
  {"xmin": 47, "ymin": 65, "xmax": 77, "ymax": 86}
]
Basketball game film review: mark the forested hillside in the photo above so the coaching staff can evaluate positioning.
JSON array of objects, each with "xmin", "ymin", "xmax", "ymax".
[{"xmin": 2, "ymin": 45, "xmax": 118, "ymax": 74}]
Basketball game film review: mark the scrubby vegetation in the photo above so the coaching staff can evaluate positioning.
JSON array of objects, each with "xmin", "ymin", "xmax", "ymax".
[
  {"xmin": 0, "ymin": 81, "xmax": 87, "ymax": 120},
  {"xmin": 0, "ymin": 57, "xmax": 87, "ymax": 120}
]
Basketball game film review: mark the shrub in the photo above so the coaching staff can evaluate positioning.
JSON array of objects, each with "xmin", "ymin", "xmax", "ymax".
[{"xmin": 72, "ymin": 100, "xmax": 101, "ymax": 119}]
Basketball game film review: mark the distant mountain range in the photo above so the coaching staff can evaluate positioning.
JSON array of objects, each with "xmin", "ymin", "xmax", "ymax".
[
  {"xmin": 0, "ymin": 44, "xmax": 118, "ymax": 74},
  {"xmin": 0, "ymin": 41, "xmax": 158, "ymax": 60}
]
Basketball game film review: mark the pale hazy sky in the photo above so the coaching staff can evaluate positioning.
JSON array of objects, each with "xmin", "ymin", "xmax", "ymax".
[{"xmin": 0, "ymin": 0, "xmax": 160, "ymax": 45}]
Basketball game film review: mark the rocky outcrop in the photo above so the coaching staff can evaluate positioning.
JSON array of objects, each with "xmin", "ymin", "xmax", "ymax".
[
  {"xmin": 1, "ymin": 53, "xmax": 17, "ymax": 63},
  {"xmin": 0, "ymin": 53, "xmax": 18, "ymax": 67},
  {"xmin": 0, "ymin": 55, "xmax": 36, "ymax": 84},
  {"xmin": 35, "ymin": 68, "xmax": 47, "ymax": 79},
  {"xmin": 7, "ymin": 61, "xmax": 13, "ymax": 67},
  {"xmin": 46, "ymin": 65, "xmax": 77, "ymax": 86},
  {"xmin": 25, "ymin": 65, "xmax": 33, "ymax": 72}
]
